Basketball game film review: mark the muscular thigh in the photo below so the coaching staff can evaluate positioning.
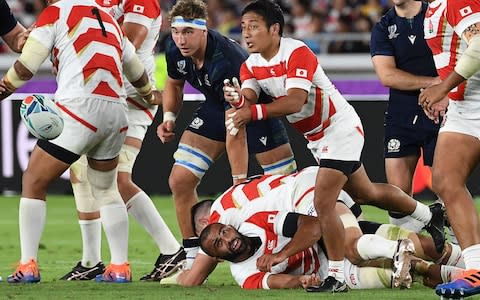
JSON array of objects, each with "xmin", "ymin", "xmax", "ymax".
[{"xmin": 433, "ymin": 132, "xmax": 480, "ymax": 182}]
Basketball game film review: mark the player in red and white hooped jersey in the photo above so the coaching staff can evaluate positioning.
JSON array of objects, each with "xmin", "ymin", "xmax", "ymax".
[
  {"xmin": 63, "ymin": 0, "xmax": 184, "ymax": 282},
  {"xmin": 223, "ymin": 0, "xmax": 445, "ymax": 292},
  {"xmin": 419, "ymin": 0, "xmax": 480, "ymax": 297},
  {"xmin": 199, "ymin": 211, "xmax": 456, "ymax": 290},
  {"xmin": 0, "ymin": 0, "xmax": 159, "ymax": 283}
]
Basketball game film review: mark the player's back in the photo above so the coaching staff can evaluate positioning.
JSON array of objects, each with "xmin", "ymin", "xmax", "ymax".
[{"xmin": 32, "ymin": 0, "xmax": 127, "ymax": 102}]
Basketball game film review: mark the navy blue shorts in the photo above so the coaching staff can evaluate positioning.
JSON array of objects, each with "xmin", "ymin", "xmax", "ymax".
[
  {"xmin": 186, "ymin": 101, "xmax": 289, "ymax": 154},
  {"xmin": 384, "ymin": 113, "xmax": 439, "ymax": 166}
]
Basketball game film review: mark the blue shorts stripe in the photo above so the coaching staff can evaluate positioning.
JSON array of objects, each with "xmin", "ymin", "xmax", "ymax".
[
  {"xmin": 262, "ymin": 157, "xmax": 294, "ymax": 172},
  {"xmin": 174, "ymin": 159, "xmax": 208, "ymax": 173}
]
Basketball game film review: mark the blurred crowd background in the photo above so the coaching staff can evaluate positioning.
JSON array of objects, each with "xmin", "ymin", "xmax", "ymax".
[{"xmin": 2, "ymin": 0, "xmax": 395, "ymax": 54}]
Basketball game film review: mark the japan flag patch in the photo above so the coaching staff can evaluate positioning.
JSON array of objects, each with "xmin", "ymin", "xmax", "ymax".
[
  {"xmin": 296, "ymin": 68, "xmax": 308, "ymax": 78},
  {"xmin": 460, "ymin": 6, "xmax": 472, "ymax": 17},
  {"xmin": 133, "ymin": 4, "xmax": 145, "ymax": 13}
]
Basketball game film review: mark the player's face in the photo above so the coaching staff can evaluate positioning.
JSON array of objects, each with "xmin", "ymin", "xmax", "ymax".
[
  {"xmin": 202, "ymin": 224, "xmax": 250, "ymax": 262},
  {"xmin": 171, "ymin": 26, "xmax": 206, "ymax": 57},
  {"xmin": 241, "ymin": 12, "xmax": 274, "ymax": 54}
]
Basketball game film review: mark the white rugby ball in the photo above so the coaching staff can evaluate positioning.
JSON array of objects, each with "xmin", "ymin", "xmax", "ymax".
[{"xmin": 20, "ymin": 94, "xmax": 64, "ymax": 140}]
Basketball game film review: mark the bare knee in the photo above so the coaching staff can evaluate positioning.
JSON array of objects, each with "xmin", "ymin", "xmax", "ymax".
[
  {"xmin": 22, "ymin": 171, "xmax": 49, "ymax": 198},
  {"xmin": 169, "ymin": 170, "xmax": 198, "ymax": 195},
  {"xmin": 345, "ymin": 239, "xmax": 362, "ymax": 265}
]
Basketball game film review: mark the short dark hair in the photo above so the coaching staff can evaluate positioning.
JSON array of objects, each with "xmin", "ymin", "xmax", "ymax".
[
  {"xmin": 199, "ymin": 223, "xmax": 215, "ymax": 257},
  {"xmin": 241, "ymin": 0, "xmax": 285, "ymax": 36},
  {"xmin": 191, "ymin": 199, "xmax": 214, "ymax": 236}
]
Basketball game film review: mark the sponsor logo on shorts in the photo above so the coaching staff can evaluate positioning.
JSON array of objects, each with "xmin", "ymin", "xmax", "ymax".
[
  {"xmin": 350, "ymin": 273, "xmax": 357, "ymax": 286},
  {"xmin": 267, "ymin": 240, "xmax": 276, "ymax": 251},
  {"xmin": 259, "ymin": 136, "xmax": 267, "ymax": 146},
  {"xmin": 189, "ymin": 117, "xmax": 204, "ymax": 129},
  {"xmin": 387, "ymin": 139, "xmax": 400, "ymax": 153}
]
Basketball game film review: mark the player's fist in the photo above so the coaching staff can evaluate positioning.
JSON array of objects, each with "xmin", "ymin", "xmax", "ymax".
[{"xmin": 157, "ymin": 121, "xmax": 175, "ymax": 143}]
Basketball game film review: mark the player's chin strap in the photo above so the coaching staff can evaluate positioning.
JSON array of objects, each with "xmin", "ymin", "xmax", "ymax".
[{"xmin": 3, "ymin": 36, "xmax": 50, "ymax": 93}]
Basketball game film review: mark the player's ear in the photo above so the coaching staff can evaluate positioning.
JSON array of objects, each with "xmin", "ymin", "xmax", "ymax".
[{"xmin": 270, "ymin": 23, "xmax": 280, "ymax": 36}]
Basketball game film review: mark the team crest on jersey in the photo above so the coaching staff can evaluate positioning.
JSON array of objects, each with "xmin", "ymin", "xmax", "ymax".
[
  {"xmin": 387, "ymin": 139, "xmax": 400, "ymax": 153},
  {"xmin": 190, "ymin": 117, "xmax": 204, "ymax": 129},
  {"xmin": 177, "ymin": 60, "xmax": 187, "ymax": 75},
  {"xmin": 388, "ymin": 25, "xmax": 399, "ymax": 39}
]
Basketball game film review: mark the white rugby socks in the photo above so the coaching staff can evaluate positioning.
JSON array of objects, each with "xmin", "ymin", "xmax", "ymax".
[
  {"xmin": 19, "ymin": 198, "xmax": 46, "ymax": 264},
  {"xmin": 126, "ymin": 191, "xmax": 180, "ymax": 254},
  {"xmin": 79, "ymin": 219, "xmax": 102, "ymax": 267},
  {"xmin": 100, "ymin": 202, "xmax": 128, "ymax": 264}
]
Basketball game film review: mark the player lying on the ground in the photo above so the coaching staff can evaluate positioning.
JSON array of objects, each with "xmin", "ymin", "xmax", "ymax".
[
  {"xmin": 173, "ymin": 167, "xmax": 464, "ymax": 287},
  {"xmin": 199, "ymin": 210, "xmax": 463, "ymax": 290}
]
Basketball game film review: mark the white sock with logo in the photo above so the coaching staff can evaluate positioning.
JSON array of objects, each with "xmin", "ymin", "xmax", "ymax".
[{"xmin": 328, "ymin": 260, "xmax": 345, "ymax": 282}]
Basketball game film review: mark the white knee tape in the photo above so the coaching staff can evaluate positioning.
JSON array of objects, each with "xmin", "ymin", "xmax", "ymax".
[
  {"xmin": 87, "ymin": 165, "xmax": 122, "ymax": 206},
  {"xmin": 118, "ymin": 144, "xmax": 140, "ymax": 173},
  {"xmin": 339, "ymin": 213, "xmax": 360, "ymax": 229},
  {"xmin": 261, "ymin": 156, "xmax": 297, "ymax": 175},
  {"xmin": 375, "ymin": 224, "xmax": 411, "ymax": 240},
  {"xmin": 70, "ymin": 155, "xmax": 88, "ymax": 182},
  {"xmin": 72, "ymin": 181, "xmax": 99, "ymax": 213},
  {"xmin": 173, "ymin": 143, "xmax": 213, "ymax": 179}
]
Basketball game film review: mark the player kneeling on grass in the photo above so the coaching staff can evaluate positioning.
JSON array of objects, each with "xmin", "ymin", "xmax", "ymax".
[{"xmin": 199, "ymin": 211, "xmax": 463, "ymax": 290}]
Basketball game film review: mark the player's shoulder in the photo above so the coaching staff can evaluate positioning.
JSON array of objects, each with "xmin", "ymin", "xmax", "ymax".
[
  {"xmin": 377, "ymin": 8, "xmax": 397, "ymax": 30},
  {"xmin": 208, "ymin": 30, "xmax": 248, "ymax": 61},
  {"xmin": 165, "ymin": 35, "xmax": 182, "ymax": 58}
]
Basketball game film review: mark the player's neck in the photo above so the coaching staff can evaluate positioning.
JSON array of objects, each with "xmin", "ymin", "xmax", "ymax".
[
  {"xmin": 191, "ymin": 40, "xmax": 207, "ymax": 69},
  {"xmin": 395, "ymin": 0, "xmax": 421, "ymax": 18},
  {"xmin": 260, "ymin": 37, "xmax": 281, "ymax": 62}
]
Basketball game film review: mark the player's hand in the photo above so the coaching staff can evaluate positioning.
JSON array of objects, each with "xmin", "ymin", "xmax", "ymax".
[
  {"xmin": 419, "ymin": 82, "xmax": 450, "ymax": 110},
  {"xmin": 223, "ymin": 77, "xmax": 245, "ymax": 108},
  {"xmin": 423, "ymin": 96, "xmax": 448, "ymax": 125},
  {"xmin": 147, "ymin": 90, "xmax": 163, "ymax": 105},
  {"xmin": 225, "ymin": 105, "xmax": 252, "ymax": 131},
  {"xmin": 157, "ymin": 120, "xmax": 175, "ymax": 143},
  {"xmin": 0, "ymin": 78, "xmax": 13, "ymax": 101},
  {"xmin": 300, "ymin": 274, "xmax": 321, "ymax": 289},
  {"xmin": 256, "ymin": 253, "xmax": 284, "ymax": 272},
  {"xmin": 16, "ymin": 24, "xmax": 34, "ymax": 52}
]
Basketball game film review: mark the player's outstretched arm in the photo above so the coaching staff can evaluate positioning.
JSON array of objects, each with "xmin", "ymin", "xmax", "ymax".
[
  {"xmin": 156, "ymin": 76, "xmax": 184, "ymax": 143},
  {"xmin": 267, "ymin": 273, "xmax": 319, "ymax": 289},
  {"xmin": 177, "ymin": 253, "xmax": 218, "ymax": 286}
]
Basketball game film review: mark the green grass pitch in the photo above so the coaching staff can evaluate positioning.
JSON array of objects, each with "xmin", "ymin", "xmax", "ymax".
[{"xmin": 0, "ymin": 194, "xmax": 472, "ymax": 299}]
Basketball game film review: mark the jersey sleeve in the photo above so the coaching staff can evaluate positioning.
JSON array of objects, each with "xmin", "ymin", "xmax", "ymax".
[
  {"xmin": 29, "ymin": 5, "xmax": 60, "ymax": 51},
  {"xmin": 0, "ymin": 0, "xmax": 17, "ymax": 36},
  {"xmin": 240, "ymin": 62, "xmax": 261, "ymax": 97},
  {"xmin": 123, "ymin": 0, "xmax": 160, "ymax": 28},
  {"xmin": 446, "ymin": 0, "xmax": 480, "ymax": 38},
  {"xmin": 285, "ymin": 46, "xmax": 317, "ymax": 92},
  {"xmin": 370, "ymin": 22, "xmax": 394, "ymax": 57}
]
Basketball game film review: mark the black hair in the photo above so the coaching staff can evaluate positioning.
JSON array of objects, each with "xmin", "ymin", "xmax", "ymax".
[
  {"xmin": 191, "ymin": 199, "xmax": 214, "ymax": 236},
  {"xmin": 241, "ymin": 0, "xmax": 285, "ymax": 36}
]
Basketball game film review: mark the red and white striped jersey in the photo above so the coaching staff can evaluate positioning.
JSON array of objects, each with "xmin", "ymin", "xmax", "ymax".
[
  {"xmin": 97, "ymin": 0, "xmax": 161, "ymax": 112},
  {"xmin": 240, "ymin": 38, "xmax": 352, "ymax": 140},
  {"xmin": 209, "ymin": 166, "xmax": 321, "ymax": 228},
  {"xmin": 424, "ymin": 0, "xmax": 480, "ymax": 101},
  {"xmin": 31, "ymin": 0, "xmax": 135, "ymax": 102},
  {"xmin": 230, "ymin": 211, "xmax": 323, "ymax": 289}
]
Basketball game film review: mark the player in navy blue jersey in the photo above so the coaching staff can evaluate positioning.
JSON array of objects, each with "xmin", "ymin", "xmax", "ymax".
[
  {"xmin": 370, "ymin": 0, "xmax": 444, "ymax": 232},
  {"xmin": 157, "ymin": 0, "xmax": 297, "ymax": 270},
  {"xmin": 0, "ymin": 0, "xmax": 28, "ymax": 53}
]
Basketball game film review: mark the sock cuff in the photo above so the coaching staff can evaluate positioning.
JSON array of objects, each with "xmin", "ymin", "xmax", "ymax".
[
  {"xmin": 79, "ymin": 219, "xmax": 101, "ymax": 225},
  {"xmin": 125, "ymin": 191, "xmax": 147, "ymax": 207}
]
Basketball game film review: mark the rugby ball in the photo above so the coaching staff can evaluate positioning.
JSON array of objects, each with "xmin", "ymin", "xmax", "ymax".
[{"xmin": 20, "ymin": 94, "xmax": 64, "ymax": 140}]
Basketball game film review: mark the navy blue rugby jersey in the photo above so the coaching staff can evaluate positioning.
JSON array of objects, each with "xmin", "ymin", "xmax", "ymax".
[
  {"xmin": 166, "ymin": 29, "xmax": 250, "ymax": 109},
  {"xmin": 371, "ymin": 2, "xmax": 438, "ymax": 116},
  {"xmin": 0, "ymin": 0, "xmax": 17, "ymax": 36}
]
